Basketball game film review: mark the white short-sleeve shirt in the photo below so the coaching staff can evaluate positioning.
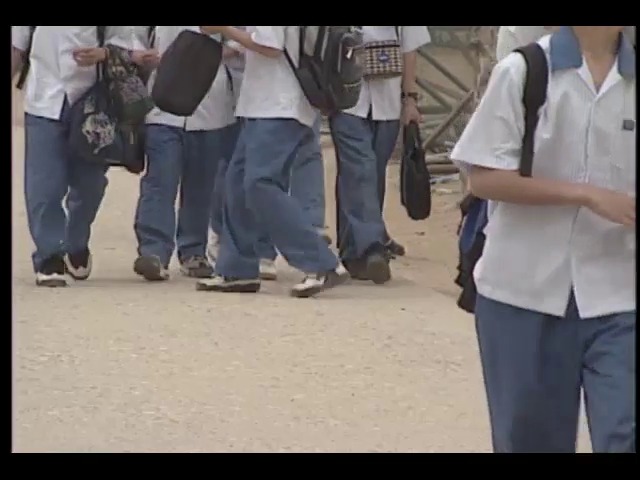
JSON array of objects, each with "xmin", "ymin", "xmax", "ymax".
[
  {"xmin": 235, "ymin": 26, "xmax": 317, "ymax": 128},
  {"xmin": 343, "ymin": 26, "xmax": 431, "ymax": 121},
  {"xmin": 15, "ymin": 26, "xmax": 140, "ymax": 120},
  {"xmin": 145, "ymin": 26, "xmax": 236, "ymax": 131},
  {"xmin": 496, "ymin": 26, "xmax": 551, "ymax": 61},
  {"xmin": 451, "ymin": 27, "xmax": 636, "ymax": 319},
  {"xmin": 105, "ymin": 26, "xmax": 153, "ymax": 51}
]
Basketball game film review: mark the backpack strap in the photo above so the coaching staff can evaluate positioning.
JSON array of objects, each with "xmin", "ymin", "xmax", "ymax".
[
  {"xmin": 148, "ymin": 26, "xmax": 156, "ymax": 48},
  {"xmin": 97, "ymin": 26, "xmax": 106, "ymax": 47},
  {"xmin": 16, "ymin": 26, "xmax": 36, "ymax": 90},
  {"xmin": 513, "ymin": 43, "xmax": 549, "ymax": 177},
  {"xmin": 284, "ymin": 26, "xmax": 305, "ymax": 73}
]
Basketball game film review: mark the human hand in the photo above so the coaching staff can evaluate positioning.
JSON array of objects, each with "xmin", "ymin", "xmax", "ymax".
[
  {"xmin": 583, "ymin": 186, "xmax": 635, "ymax": 227},
  {"xmin": 72, "ymin": 47, "xmax": 107, "ymax": 67},
  {"xmin": 222, "ymin": 45, "xmax": 240, "ymax": 60},
  {"xmin": 132, "ymin": 48, "xmax": 160, "ymax": 68},
  {"xmin": 401, "ymin": 98, "xmax": 421, "ymax": 126}
]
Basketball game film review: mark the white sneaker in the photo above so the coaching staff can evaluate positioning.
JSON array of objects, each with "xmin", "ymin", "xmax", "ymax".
[
  {"xmin": 35, "ymin": 272, "xmax": 68, "ymax": 288},
  {"xmin": 290, "ymin": 263, "xmax": 349, "ymax": 298},
  {"xmin": 196, "ymin": 275, "xmax": 261, "ymax": 293},
  {"xmin": 259, "ymin": 259, "xmax": 278, "ymax": 281}
]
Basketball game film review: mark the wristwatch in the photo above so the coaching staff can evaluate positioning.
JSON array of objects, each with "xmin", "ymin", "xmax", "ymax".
[{"xmin": 402, "ymin": 92, "xmax": 419, "ymax": 101}]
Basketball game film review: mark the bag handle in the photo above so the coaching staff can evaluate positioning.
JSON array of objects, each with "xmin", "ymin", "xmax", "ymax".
[{"xmin": 96, "ymin": 26, "xmax": 107, "ymax": 80}]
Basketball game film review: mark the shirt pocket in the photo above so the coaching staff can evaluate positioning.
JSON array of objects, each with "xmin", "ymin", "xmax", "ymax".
[{"xmin": 610, "ymin": 129, "xmax": 636, "ymax": 195}]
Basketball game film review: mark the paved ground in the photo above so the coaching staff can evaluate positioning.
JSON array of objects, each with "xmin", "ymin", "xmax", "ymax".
[{"xmin": 11, "ymin": 99, "xmax": 591, "ymax": 452}]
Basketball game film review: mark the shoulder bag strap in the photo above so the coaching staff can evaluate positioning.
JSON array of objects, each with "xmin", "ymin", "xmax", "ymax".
[{"xmin": 513, "ymin": 43, "xmax": 549, "ymax": 177}]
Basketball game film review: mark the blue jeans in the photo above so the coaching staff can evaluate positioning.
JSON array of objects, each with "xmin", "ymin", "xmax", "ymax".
[
  {"xmin": 370, "ymin": 119, "xmax": 401, "ymax": 241},
  {"xmin": 476, "ymin": 293, "xmax": 636, "ymax": 453},
  {"xmin": 255, "ymin": 115, "xmax": 326, "ymax": 261},
  {"xmin": 210, "ymin": 121, "xmax": 242, "ymax": 237},
  {"xmin": 329, "ymin": 113, "xmax": 388, "ymax": 261},
  {"xmin": 24, "ymin": 107, "xmax": 108, "ymax": 272},
  {"xmin": 135, "ymin": 124, "xmax": 222, "ymax": 266},
  {"xmin": 213, "ymin": 117, "xmax": 326, "ymax": 262},
  {"xmin": 216, "ymin": 118, "xmax": 338, "ymax": 279}
]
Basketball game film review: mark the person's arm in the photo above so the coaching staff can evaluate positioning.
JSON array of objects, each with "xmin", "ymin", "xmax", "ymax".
[
  {"xmin": 400, "ymin": 26, "xmax": 429, "ymax": 93},
  {"xmin": 453, "ymin": 54, "xmax": 587, "ymax": 206},
  {"xmin": 452, "ymin": 53, "xmax": 635, "ymax": 226},
  {"xmin": 12, "ymin": 26, "xmax": 31, "ymax": 79},
  {"xmin": 200, "ymin": 26, "xmax": 282, "ymax": 58},
  {"xmin": 400, "ymin": 27, "xmax": 430, "ymax": 124}
]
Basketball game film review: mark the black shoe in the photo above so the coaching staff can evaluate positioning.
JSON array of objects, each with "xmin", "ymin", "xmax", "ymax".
[
  {"xmin": 180, "ymin": 255, "xmax": 214, "ymax": 279},
  {"xmin": 64, "ymin": 248, "xmax": 92, "ymax": 281},
  {"xmin": 134, "ymin": 255, "xmax": 169, "ymax": 282},
  {"xmin": 385, "ymin": 239, "xmax": 406, "ymax": 259},
  {"xmin": 36, "ymin": 255, "xmax": 67, "ymax": 288},
  {"xmin": 196, "ymin": 275, "xmax": 261, "ymax": 293},
  {"xmin": 365, "ymin": 252, "xmax": 392, "ymax": 285},
  {"xmin": 343, "ymin": 258, "xmax": 369, "ymax": 281}
]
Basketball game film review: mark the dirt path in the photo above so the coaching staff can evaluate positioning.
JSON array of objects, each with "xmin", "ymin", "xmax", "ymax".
[{"xmin": 11, "ymin": 107, "xmax": 590, "ymax": 452}]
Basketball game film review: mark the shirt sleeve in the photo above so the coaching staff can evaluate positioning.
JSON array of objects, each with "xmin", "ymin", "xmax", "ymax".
[
  {"xmin": 251, "ymin": 26, "xmax": 286, "ymax": 50},
  {"xmin": 496, "ymin": 26, "xmax": 519, "ymax": 61},
  {"xmin": 400, "ymin": 26, "xmax": 430, "ymax": 53},
  {"xmin": 451, "ymin": 52, "xmax": 527, "ymax": 173},
  {"xmin": 12, "ymin": 26, "xmax": 31, "ymax": 52}
]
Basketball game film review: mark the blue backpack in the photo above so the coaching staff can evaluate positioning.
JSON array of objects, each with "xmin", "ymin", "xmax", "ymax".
[{"xmin": 455, "ymin": 43, "xmax": 549, "ymax": 314}]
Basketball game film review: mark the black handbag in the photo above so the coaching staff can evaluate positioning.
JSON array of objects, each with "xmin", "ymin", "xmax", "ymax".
[
  {"xmin": 68, "ymin": 60, "xmax": 146, "ymax": 174},
  {"xmin": 151, "ymin": 30, "xmax": 223, "ymax": 117},
  {"xmin": 400, "ymin": 121, "xmax": 432, "ymax": 221}
]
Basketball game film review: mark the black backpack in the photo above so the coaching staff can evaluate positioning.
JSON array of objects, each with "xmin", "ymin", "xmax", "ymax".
[
  {"xmin": 151, "ymin": 29, "xmax": 223, "ymax": 117},
  {"xmin": 455, "ymin": 43, "xmax": 549, "ymax": 314},
  {"xmin": 284, "ymin": 26, "xmax": 365, "ymax": 115},
  {"xmin": 400, "ymin": 121, "xmax": 432, "ymax": 220}
]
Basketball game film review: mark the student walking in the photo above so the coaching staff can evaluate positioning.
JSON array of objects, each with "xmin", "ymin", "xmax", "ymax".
[
  {"xmin": 134, "ymin": 26, "xmax": 236, "ymax": 281},
  {"xmin": 452, "ymin": 26, "xmax": 636, "ymax": 453},
  {"xmin": 12, "ymin": 26, "xmax": 155, "ymax": 287},
  {"xmin": 331, "ymin": 26, "xmax": 430, "ymax": 282},
  {"xmin": 197, "ymin": 26, "xmax": 347, "ymax": 298}
]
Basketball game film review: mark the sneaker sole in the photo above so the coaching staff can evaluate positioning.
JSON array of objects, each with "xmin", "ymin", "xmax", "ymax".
[
  {"xmin": 63, "ymin": 255, "xmax": 91, "ymax": 281},
  {"xmin": 36, "ymin": 277, "xmax": 68, "ymax": 288},
  {"xmin": 134, "ymin": 257, "xmax": 168, "ymax": 282},
  {"xmin": 196, "ymin": 281, "xmax": 261, "ymax": 293},
  {"xmin": 366, "ymin": 256, "xmax": 392, "ymax": 285},
  {"xmin": 259, "ymin": 271, "xmax": 278, "ymax": 281}
]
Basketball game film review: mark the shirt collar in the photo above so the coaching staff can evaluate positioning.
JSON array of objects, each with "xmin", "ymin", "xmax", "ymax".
[{"xmin": 549, "ymin": 26, "xmax": 635, "ymax": 79}]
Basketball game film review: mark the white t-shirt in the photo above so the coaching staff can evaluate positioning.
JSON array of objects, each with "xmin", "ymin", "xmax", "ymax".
[{"xmin": 235, "ymin": 26, "xmax": 317, "ymax": 128}]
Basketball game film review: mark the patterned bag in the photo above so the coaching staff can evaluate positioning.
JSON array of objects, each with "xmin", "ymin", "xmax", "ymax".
[
  {"xmin": 68, "ymin": 64, "xmax": 146, "ymax": 174},
  {"xmin": 363, "ymin": 27, "xmax": 403, "ymax": 79},
  {"xmin": 104, "ymin": 44, "xmax": 154, "ymax": 125}
]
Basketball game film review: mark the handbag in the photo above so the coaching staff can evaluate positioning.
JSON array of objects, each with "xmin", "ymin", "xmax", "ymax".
[
  {"xmin": 363, "ymin": 27, "xmax": 403, "ymax": 79},
  {"xmin": 400, "ymin": 121, "xmax": 432, "ymax": 220},
  {"xmin": 68, "ymin": 56, "xmax": 146, "ymax": 174},
  {"xmin": 151, "ymin": 29, "xmax": 223, "ymax": 117},
  {"xmin": 104, "ymin": 44, "xmax": 154, "ymax": 125}
]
